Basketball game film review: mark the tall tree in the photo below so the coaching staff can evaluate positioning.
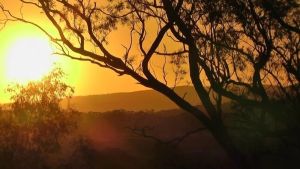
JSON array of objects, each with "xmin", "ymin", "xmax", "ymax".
[{"xmin": 1, "ymin": 0, "xmax": 299, "ymax": 168}]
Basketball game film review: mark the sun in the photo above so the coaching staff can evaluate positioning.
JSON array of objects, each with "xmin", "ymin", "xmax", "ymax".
[{"xmin": 5, "ymin": 37, "xmax": 56, "ymax": 83}]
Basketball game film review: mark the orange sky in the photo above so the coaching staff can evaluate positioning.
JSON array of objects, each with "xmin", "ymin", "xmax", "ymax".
[
  {"xmin": 0, "ymin": 0, "xmax": 152, "ymax": 103},
  {"xmin": 0, "ymin": 0, "xmax": 188, "ymax": 103},
  {"xmin": 0, "ymin": 22, "xmax": 148, "ymax": 103}
]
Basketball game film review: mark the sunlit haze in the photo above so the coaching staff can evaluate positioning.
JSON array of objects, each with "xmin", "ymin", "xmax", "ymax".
[
  {"xmin": 0, "ymin": 22, "xmax": 145, "ymax": 103},
  {"xmin": 5, "ymin": 37, "xmax": 55, "ymax": 83}
]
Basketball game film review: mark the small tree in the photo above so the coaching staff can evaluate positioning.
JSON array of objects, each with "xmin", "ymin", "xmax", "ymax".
[{"xmin": 0, "ymin": 68, "xmax": 76, "ymax": 169}]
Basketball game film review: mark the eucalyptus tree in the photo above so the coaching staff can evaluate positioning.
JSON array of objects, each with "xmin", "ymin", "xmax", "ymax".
[{"xmin": 0, "ymin": 68, "xmax": 75, "ymax": 169}]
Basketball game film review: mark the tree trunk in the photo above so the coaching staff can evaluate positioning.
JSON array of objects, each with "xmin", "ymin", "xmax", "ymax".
[{"xmin": 209, "ymin": 122, "xmax": 251, "ymax": 169}]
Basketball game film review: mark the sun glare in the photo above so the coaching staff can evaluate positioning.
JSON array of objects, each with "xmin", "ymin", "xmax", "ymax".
[{"xmin": 5, "ymin": 37, "xmax": 56, "ymax": 83}]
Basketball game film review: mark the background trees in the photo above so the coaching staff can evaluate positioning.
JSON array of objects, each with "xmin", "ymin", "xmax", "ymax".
[{"xmin": 1, "ymin": 0, "xmax": 299, "ymax": 168}]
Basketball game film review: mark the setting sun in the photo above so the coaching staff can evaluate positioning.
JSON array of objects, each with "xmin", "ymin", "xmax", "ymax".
[{"xmin": 5, "ymin": 37, "xmax": 56, "ymax": 83}]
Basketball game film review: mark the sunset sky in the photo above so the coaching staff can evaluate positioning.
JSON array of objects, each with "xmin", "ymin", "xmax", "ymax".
[{"xmin": 0, "ymin": 0, "xmax": 148, "ymax": 103}]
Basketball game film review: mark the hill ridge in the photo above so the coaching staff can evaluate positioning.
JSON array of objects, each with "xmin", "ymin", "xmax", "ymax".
[{"xmin": 62, "ymin": 86, "xmax": 201, "ymax": 112}]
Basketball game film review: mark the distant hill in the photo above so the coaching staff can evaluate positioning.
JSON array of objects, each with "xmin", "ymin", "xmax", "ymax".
[{"xmin": 62, "ymin": 86, "xmax": 210, "ymax": 112}]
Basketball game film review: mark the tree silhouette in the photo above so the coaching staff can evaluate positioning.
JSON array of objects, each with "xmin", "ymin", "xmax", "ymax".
[
  {"xmin": 0, "ymin": 68, "xmax": 76, "ymax": 169},
  {"xmin": 1, "ymin": 1, "xmax": 299, "ymax": 168}
]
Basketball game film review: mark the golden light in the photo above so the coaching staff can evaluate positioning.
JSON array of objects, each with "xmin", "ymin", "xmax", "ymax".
[{"xmin": 5, "ymin": 37, "xmax": 56, "ymax": 83}]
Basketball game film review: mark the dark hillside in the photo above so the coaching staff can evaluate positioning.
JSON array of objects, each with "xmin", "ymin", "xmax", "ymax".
[{"xmin": 62, "ymin": 86, "xmax": 231, "ymax": 112}]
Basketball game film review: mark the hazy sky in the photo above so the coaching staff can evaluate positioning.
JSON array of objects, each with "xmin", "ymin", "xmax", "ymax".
[
  {"xmin": 0, "ymin": 0, "xmax": 189, "ymax": 103},
  {"xmin": 0, "ymin": 0, "xmax": 149, "ymax": 103}
]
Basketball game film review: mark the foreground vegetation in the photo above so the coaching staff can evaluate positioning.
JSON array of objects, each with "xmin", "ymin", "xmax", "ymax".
[
  {"xmin": 0, "ymin": 68, "xmax": 299, "ymax": 169},
  {"xmin": 1, "ymin": 107, "xmax": 300, "ymax": 169}
]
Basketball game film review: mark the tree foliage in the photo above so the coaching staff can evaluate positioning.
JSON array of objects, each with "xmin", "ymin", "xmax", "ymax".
[{"xmin": 0, "ymin": 68, "xmax": 76, "ymax": 169}]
